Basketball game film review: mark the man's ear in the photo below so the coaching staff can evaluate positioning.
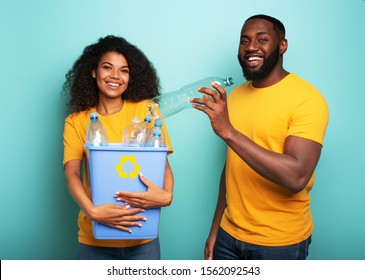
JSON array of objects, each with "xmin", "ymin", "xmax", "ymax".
[{"xmin": 280, "ymin": 39, "xmax": 288, "ymax": 55}]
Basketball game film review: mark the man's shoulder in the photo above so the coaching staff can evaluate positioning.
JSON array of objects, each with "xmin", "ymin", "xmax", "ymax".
[{"xmin": 287, "ymin": 73, "xmax": 318, "ymax": 90}]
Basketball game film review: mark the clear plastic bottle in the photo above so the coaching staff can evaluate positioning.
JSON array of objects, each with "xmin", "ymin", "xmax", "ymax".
[
  {"xmin": 139, "ymin": 115, "xmax": 153, "ymax": 138},
  {"xmin": 146, "ymin": 128, "xmax": 165, "ymax": 148},
  {"xmin": 86, "ymin": 112, "xmax": 108, "ymax": 146},
  {"xmin": 147, "ymin": 76, "xmax": 234, "ymax": 119},
  {"xmin": 146, "ymin": 119, "xmax": 165, "ymax": 144},
  {"xmin": 122, "ymin": 117, "xmax": 146, "ymax": 146}
]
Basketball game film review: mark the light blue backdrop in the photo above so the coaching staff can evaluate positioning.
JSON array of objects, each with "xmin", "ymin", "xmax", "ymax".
[{"xmin": 0, "ymin": 0, "xmax": 364, "ymax": 260}]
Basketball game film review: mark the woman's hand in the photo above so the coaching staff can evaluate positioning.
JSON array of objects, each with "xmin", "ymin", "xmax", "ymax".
[
  {"xmin": 114, "ymin": 172, "xmax": 172, "ymax": 208},
  {"xmin": 87, "ymin": 203, "xmax": 146, "ymax": 233}
]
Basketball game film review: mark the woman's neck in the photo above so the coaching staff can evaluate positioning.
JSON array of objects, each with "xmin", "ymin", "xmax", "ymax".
[{"xmin": 96, "ymin": 98, "xmax": 124, "ymax": 116}]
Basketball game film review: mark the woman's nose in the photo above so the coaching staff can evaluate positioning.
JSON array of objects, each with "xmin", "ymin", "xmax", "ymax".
[{"xmin": 109, "ymin": 70, "xmax": 119, "ymax": 79}]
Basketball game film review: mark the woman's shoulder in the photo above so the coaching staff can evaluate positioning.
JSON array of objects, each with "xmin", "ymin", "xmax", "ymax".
[{"xmin": 65, "ymin": 108, "xmax": 95, "ymax": 123}]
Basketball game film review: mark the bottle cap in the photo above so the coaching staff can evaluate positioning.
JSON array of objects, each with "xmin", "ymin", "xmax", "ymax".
[
  {"xmin": 90, "ymin": 112, "xmax": 98, "ymax": 121},
  {"xmin": 225, "ymin": 77, "xmax": 234, "ymax": 87},
  {"xmin": 145, "ymin": 115, "xmax": 153, "ymax": 122},
  {"xmin": 153, "ymin": 129, "xmax": 161, "ymax": 136},
  {"xmin": 132, "ymin": 117, "xmax": 140, "ymax": 123},
  {"xmin": 154, "ymin": 119, "xmax": 162, "ymax": 127}
]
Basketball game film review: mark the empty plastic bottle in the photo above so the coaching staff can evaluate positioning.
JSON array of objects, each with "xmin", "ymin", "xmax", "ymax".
[
  {"xmin": 146, "ymin": 129, "xmax": 165, "ymax": 148},
  {"xmin": 122, "ymin": 117, "xmax": 146, "ymax": 146},
  {"xmin": 86, "ymin": 112, "xmax": 108, "ymax": 146},
  {"xmin": 147, "ymin": 119, "xmax": 165, "ymax": 144},
  {"xmin": 147, "ymin": 76, "xmax": 234, "ymax": 119},
  {"xmin": 139, "ymin": 115, "xmax": 153, "ymax": 138}
]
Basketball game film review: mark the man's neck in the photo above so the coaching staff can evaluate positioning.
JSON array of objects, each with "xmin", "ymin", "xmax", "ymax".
[{"xmin": 251, "ymin": 68, "xmax": 289, "ymax": 88}]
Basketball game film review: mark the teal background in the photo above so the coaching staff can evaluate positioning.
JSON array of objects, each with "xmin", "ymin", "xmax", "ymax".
[{"xmin": 0, "ymin": 0, "xmax": 364, "ymax": 260}]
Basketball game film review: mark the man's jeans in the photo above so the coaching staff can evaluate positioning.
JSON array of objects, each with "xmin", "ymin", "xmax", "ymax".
[
  {"xmin": 77, "ymin": 237, "xmax": 160, "ymax": 260},
  {"xmin": 213, "ymin": 227, "xmax": 311, "ymax": 260}
]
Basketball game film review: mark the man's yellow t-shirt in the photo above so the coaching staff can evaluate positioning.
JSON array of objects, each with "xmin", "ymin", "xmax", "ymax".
[
  {"xmin": 221, "ymin": 73, "xmax": 329, "ymax": 246},
  {"xmin": 63, "ymin": 99, "xmax": 173, "ymax": 248}
]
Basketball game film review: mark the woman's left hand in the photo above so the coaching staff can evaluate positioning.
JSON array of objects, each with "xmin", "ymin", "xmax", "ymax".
[{"xmin": 114, "ymin": 172, "xmax": 172, "ymax": 208}]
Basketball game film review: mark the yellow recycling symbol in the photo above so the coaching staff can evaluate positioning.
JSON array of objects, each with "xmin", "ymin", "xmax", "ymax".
[{"xmin": 115, "ymin": 155, "xmax": 141, "ymax": 179}]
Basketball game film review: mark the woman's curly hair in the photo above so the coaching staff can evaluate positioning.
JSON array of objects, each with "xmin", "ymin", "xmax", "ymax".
[{"xmin": 62, "ymin": 35, "xmax": 160, "ymax": 113}]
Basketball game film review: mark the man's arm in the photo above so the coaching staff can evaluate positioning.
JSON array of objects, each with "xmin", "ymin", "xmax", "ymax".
[
  {"xmin": 205, "ymin": 164, "xmax": 227, "ymax": 260},
  {"xmin": 191, "ymin": 83, "xmax": 322, "ymax": 193}
]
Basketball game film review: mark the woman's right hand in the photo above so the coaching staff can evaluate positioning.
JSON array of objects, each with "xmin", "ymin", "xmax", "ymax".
[{"xmin": 87, "ymin": 203, "xmax": 146, "ymax": 233}]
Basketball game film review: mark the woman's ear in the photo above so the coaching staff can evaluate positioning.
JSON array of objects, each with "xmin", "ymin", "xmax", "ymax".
[{"xmin": 92, "ymin": 70, "xmax": 96, "ymax": 78}]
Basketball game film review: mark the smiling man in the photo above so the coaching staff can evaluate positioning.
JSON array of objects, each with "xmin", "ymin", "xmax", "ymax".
[{"xmin": 191, "ymin": 14, "xmax": 329, "ymax": 260}]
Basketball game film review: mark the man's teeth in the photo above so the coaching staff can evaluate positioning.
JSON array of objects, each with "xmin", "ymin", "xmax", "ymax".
[{"xmin": 248, "ymin": 57, "xmax": 261, "ymax": 61}]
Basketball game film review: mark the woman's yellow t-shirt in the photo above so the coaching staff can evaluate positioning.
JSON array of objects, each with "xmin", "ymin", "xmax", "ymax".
[{"xmin": 63, "ymin": 99, "xmax": 173, "ymax": 248}]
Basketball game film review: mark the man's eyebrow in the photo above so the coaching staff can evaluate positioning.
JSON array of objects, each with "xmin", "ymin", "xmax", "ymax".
[{"xmin": 241, "ymin": 31, "xmax": 269, "ymax": 38}]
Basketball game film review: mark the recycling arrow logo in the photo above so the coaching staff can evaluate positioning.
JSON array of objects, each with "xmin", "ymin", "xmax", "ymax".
[{"xmin": 115, "ymin": 155, "xmax": 141, "ymax": 179}]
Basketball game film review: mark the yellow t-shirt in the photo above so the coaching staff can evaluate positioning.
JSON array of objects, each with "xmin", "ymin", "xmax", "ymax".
[
  {"xmin": 63, "ymin": 99, "xmax": 173, "ymax": 248},
  {"xmin": 221, "ymin": 73, "xmax": 329, "ymax": 246}
]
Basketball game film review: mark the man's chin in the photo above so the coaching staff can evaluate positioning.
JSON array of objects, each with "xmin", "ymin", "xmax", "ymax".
[{"xmin": 243, "ymin": 69, "xmax": 262, "ymax": 81}]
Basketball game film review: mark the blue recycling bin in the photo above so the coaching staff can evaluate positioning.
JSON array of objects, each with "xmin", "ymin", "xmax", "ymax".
[{"xmin": 86, "ymin": 144, "xmax": 168, "ymax": 240}]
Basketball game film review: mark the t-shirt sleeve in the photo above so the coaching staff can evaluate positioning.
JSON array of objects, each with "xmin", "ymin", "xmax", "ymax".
[
  {"xmin": 287, "ymin": 91, "xmax": 329, "ymax": 145},
  {"xmin": 63, "ymin": 115, "xmax": 84, "ymax": 166}
]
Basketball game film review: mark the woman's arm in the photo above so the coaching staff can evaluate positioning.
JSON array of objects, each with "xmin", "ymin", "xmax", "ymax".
[
  {"xmin": 114, "ymin": 158, "xmax": 174, "ymax": 208},
  {"xmin": 64, "ymin": 159, "xmax": 147, "ymax": 232}
]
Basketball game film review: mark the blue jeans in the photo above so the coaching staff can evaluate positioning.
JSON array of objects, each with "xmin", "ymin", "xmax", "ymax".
[
  {"xmin": 213, "ymin": 227, "xmax": 311, "ymax": 260},
  {"xmin": 77, "ymin": 238, "xmax": 160, "ymax": 260}
]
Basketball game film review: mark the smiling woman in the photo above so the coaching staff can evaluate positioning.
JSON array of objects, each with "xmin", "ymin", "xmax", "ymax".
[
  {"xmin": 62, "ymin": 36, "xmax": 162, "ymax": 112},
  {"xmin": 92, "ymin": 52, "xmax": 130, "ymax": 115},
  {"xmin": 61, "ymin": 35, "xmax": 174, "ymax": 260}
]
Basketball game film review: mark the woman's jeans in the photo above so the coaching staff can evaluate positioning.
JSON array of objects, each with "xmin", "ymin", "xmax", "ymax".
[
  {"xmin": 77, "ymin": 238, "xmax": 160, "ymax": 260},
  {"xmin": 213, "ymin": 227, "xmax": 311, "ymax": 260}
]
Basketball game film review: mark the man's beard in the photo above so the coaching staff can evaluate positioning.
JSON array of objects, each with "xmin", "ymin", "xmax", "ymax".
[{"xmin": 238, "ymin": 44, "xmax": 280, "ymax": 81}]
